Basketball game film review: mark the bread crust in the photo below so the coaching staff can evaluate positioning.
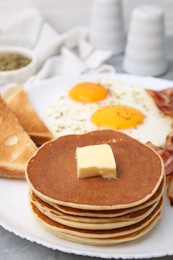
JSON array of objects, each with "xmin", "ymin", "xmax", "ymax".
[
  {"xmin": 3, "ymin": 85, "xmax": 52, "ymax": 146},
  {"xmin": 0, "ymin": 166, "xmax": 25, "ymax": 179},
  {"xmin": 0, "ymin": 96, "xmax": 37, "ymax": 179}
]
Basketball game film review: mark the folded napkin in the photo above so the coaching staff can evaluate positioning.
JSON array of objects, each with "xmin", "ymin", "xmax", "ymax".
[{"xmin": 0, "ymin": 8, "xmax": 116, "ymax": 84}]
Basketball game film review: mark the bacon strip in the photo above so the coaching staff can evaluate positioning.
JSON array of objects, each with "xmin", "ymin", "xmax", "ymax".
[
  {"xmin": 167, "ymin": 175, "xmax": 173, "ymax": 206},
  {"xmin": 146, "ymin": 136, "xmax": 173, "ymax": 177},
  {"xmin": 147, "ymin": 88, "xmax": 173, "ymax": 117},
  {"xmin": 147, "ymin": 87, "xmax": 173, "ymax": 205},
  {"xmin": 147, "ymin": 132, "xmax": 173, "ymax": 205}
]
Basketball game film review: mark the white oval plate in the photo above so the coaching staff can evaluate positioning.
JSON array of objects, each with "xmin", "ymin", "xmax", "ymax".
[{"xmin": 0, "ymin": 73, "xmax": 173, "ymax": 259}]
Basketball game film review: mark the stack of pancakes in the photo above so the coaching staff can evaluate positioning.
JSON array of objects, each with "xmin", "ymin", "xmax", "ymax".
[{"xmin": 26, "ymin": 130, "xmax": 165, "ymax": 245}]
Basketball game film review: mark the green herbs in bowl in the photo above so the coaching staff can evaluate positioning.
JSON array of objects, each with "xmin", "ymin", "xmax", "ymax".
[
  {"xmin": 0, "ymin": 47, "xmax": 37, "ymax": 83},
  {"xmin": 0, "ymin": 52, "xmax": 32, "ymax": 71}
]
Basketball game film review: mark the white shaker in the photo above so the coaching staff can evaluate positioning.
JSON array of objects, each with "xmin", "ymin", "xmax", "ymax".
[
  {"xmin": 123, "ymin": 5, "xmax": 168, "ymax": 76},
  {"xmin": 90, "ymin": 0, "xmax": 125, "ymax": 54}
]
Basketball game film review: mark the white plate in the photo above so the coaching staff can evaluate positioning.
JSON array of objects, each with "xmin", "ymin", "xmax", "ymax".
[{"xmin": 1, "ymin": 74, "xmax": 173, "ymax": 259}]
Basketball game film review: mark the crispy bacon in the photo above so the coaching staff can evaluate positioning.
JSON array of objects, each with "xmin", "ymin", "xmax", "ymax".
[
  {"xmin": 146, "ymin": 132, "xmax": 173, "ymax": 205},
  {"xmin": 147, "ymin": 134, "xmax": 173, "ymax": 177},
  {"xmin": 147, "ymin": 88, "xmax": 173, "ymax": 117},
  {"xmin": 167, "ymin": 175, "xmax": 173, "ymax": 206},
  {"xmin": 147, "ymin": 87, "xmax": 173, "ymax": 205}
]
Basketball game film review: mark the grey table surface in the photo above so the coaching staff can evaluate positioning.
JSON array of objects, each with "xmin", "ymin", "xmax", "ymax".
[{"xmin": 0, "ymin": 38, "xmax": 173, "ymax": 260}]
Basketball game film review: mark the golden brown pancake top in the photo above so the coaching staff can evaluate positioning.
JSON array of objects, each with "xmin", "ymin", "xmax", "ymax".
[{"xmin": 26, "ymin": 130, "xmax": 163, "ymax": 208}]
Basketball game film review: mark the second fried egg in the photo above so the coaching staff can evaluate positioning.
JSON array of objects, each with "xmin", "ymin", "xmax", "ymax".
[{"xmin": 44, "ymin": 80, "xmax": 172, "ymax": 146}]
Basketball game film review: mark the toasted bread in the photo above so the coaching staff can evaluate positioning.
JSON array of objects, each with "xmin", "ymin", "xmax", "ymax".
[
  {"xmin": 3, "ymin": 85, "xmax": 52, "ymax": 146},
  {"xmin": 0, "ymin": 97, "xmax": 37, "ymax": 179}
]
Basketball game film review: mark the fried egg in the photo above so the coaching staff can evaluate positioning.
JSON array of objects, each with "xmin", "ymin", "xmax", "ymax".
[
  {"xmin": 69, "ymin": 82, "xmax": 108, "ymax": 103},
  {"xmin": 44, "ymin": 80, "xmax": 172, "ymax": 146}
]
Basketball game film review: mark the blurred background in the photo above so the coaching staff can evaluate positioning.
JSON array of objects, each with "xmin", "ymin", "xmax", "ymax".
[{"xmin": 0, "ymin": 0, "xmax": 173, "ymax": 35}]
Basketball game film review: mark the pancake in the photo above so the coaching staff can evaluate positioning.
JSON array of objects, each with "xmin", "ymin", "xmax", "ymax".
[
  {"xmin": 30, "ymin": 197, "xmax": 163, "ymax": 245},
  {"xmin": 31, "ymin": 177, "xmax": 164, "ymax": 218},
  {"xmin": 30, "ymin": 191, "xmax": 161, "ymax": 228},
  {"xmin": 26, "ymin": 130, "xmax": 164, "ymax": 245},
  {"xmin": 26, "ymin": 130, "xmax": 164, "ymax": 210}
]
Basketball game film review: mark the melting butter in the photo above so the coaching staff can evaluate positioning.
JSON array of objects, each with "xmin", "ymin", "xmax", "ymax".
[{"xmin": 76, "ymin": 144, "xmax": 117, "ymax": 179}]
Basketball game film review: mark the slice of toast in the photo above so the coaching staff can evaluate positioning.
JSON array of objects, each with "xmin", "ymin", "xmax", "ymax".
[
  {"xmin": 0, "ymin": 97, "xmax": 37, "ymax": 179},
  {"xmin": 3, "ymin": 85, "xmax": 52, "ymax": 146}
]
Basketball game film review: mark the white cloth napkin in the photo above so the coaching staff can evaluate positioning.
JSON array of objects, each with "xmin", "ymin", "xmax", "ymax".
[{"xmin": 0, "ymin": 8, "xmax": 116, "ymax": 84}]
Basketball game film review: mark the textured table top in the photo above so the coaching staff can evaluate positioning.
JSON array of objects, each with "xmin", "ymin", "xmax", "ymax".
[{"xmin": 0, "ymin": 37, "xmax": 173, "ymax": 260}]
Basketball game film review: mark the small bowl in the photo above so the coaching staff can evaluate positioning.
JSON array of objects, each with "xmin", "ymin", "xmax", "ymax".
[{"xmin": 0, "ymin": 46, "xmax": 38, "ymax": 83}]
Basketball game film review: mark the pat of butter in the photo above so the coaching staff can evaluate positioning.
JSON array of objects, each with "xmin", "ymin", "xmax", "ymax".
[{"xmin": 76, "ymin": 144, "xmax": 116, "ymax": 179}]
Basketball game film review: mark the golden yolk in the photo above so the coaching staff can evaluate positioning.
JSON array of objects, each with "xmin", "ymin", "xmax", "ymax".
[
  {"xmin": 69, "ymin": 82, "xmax": 108, "ymax": 103},
  {"xmin": 91, "ymin": 105, "xmax": 144, "ymax": 130}
]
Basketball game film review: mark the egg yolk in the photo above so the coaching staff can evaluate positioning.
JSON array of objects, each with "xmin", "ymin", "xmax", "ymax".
[
  {"xmin": 91, "ymin": 105, "xmax": 144, "ymax": 130},
  {"xmin": 69, "ymin": 82, "xmax": 108, "ymax": 103}
]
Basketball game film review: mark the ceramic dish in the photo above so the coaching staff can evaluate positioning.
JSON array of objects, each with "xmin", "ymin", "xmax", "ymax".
[
  {"xmin": 0, "ymin": 46, "xmax": 37, "ymax": 83},
  {"xmin": 0, "ymin": 74, "xmax": 173, "ymax": 259}
]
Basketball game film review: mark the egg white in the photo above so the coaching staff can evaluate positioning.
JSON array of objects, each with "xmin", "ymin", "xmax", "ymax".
[{"xmin": 44, "ymin": 80, "xmax": 172, "ymax": 146}]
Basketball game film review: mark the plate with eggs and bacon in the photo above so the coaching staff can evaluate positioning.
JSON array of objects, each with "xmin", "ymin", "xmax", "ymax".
[{"xmin": 0, "ymin": 73, "xmax": 173, "ymax": 259}]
